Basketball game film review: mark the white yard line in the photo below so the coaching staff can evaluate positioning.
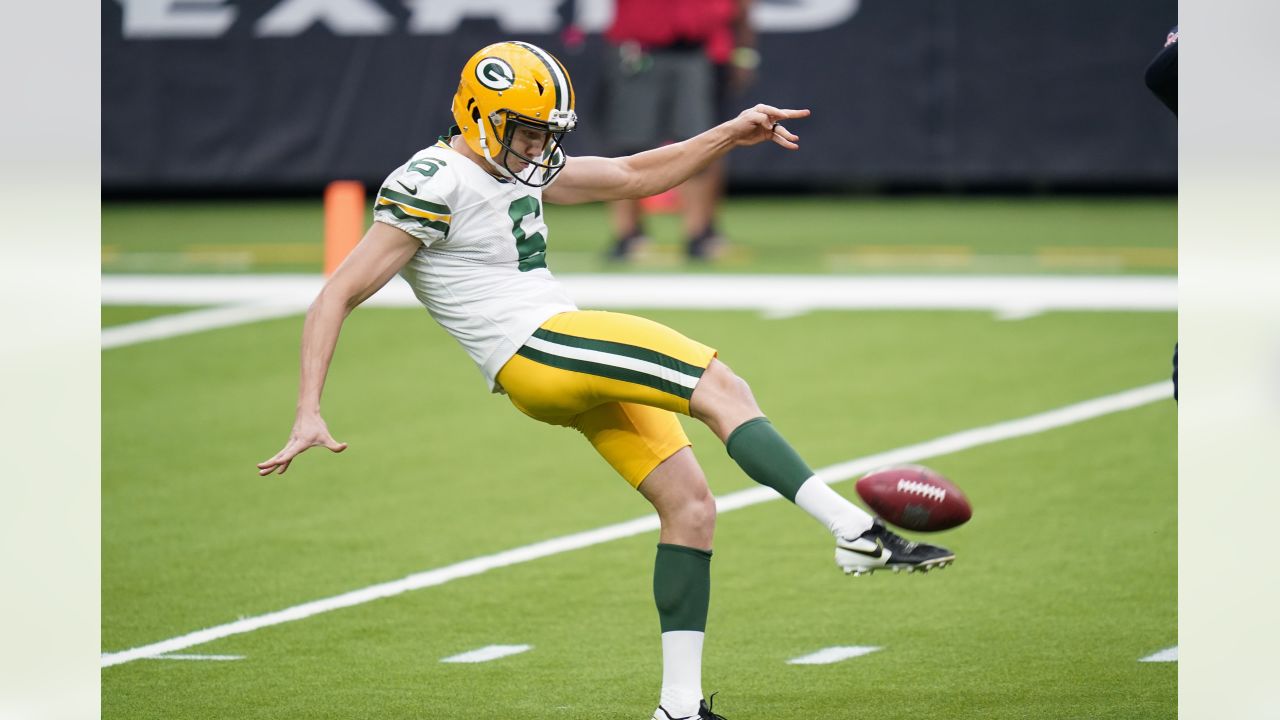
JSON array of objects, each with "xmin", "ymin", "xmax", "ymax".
[
  {"xmin": 440, "ymin": 645, "xmax": 533, "ymax": 664},
  {"xmin": 787, "ymin": 646, "xmax": 883, "ymax": 665},
  {"xmin": 1139, "ymin": 646, "xmax": 1178, "ymax": 662},
  {"xmin": 101, "ymin": 302, "xmax": 308, "ymax": 350},
  {"xmin": 100, "ymin": 380, "xmax": 1172, "ymax": 668},
  {"xmin": 146, "ymin": 654, "xmax": 244, "ymax": 661},
  {"xmin": 101, "ymin": 274, "xmax": 1176, "ymax": 349}
]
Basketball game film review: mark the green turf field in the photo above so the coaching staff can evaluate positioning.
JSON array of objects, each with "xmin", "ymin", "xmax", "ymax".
[
  {"xmin": 102, "ymin": 196, "xmax": 1176, "ymax": 275},
  {"xmin": 102, "ymin": 304, "xmax": 1176, "ymax": 719}
]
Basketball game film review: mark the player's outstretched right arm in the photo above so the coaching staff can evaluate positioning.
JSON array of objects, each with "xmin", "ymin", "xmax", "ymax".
[
  {"xmin": 545, "ymin": 104, "xmax": 808, "ymax": 205},
  {"xmin": 257, "ymin": 222, "xmax": 421, "ymax": 476}
]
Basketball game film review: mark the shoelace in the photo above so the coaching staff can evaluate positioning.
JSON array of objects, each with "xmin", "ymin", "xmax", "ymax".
[
  {"xmin": 700, "ymin": 692, "xmax": 729, "ymax": 720},
  {"xmin": 880, "ymin": 528, "xmax": 919, "ymax": 553}
]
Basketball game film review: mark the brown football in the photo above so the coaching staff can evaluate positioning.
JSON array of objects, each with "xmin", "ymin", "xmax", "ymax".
[{"xmin": 855, "ymin": 465, "xmax": 971, "ymax": 532}]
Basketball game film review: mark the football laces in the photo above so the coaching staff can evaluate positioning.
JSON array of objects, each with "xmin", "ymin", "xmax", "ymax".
[{"xmin": 897, "ymin": 478, "xmax": 946, "ymax": 503}]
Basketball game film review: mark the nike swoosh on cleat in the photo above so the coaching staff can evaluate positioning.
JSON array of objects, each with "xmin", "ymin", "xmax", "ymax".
[
  {"xmin": 841, "ymin": 537, "xmax": 886, "ymax": 560},
  {"xmin": 397, "ymin": 180, "xmax": 418, "ymax": 194}
]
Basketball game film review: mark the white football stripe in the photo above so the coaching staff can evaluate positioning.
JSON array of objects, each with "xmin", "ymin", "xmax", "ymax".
[
  {"xmin": 440, "ymin": 644, "xmax": 532, "ymax": 663},
  {"xmin": 1139, "ymin": 646, "xmax": 1178, "ymax": 662},
  {"xmin": 100, "ymin": 274, "xmax": 1177, "ymax": 313},
  {"xmin": 523, "ymin": 335, "xmax": 702, "ymax": 390},
  {"xmin": 788, "ymin": 646, "xmax": 883, "ymax": 664},
  {"xmin": 101, "ymin": 301, "xmax": 307, "ymax": 349},
  {"xmin": 146, "ymin": 654, "xmax": 244, "ymax": 661},
  {"xmin": 100, "ymin": 274, "xmax": 1176, "ymax": 349}
]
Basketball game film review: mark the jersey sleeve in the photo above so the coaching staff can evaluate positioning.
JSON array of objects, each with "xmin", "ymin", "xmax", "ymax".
[{"xmin": 372, "ymin": 159, "xmax": 455, "ymax": 247}]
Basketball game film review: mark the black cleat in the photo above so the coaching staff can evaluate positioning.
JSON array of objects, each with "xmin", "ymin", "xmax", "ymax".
[
  {"xmin": 608, "ymin": 232, "xmax": 649, "ymax": 261},
  {"xmin": 653, "ymin": 694, "xmax": 728, "ymax": 720},
  {"xmin": 685, "ymin": 232, "xmax": 725, "ymax": 261},
  {"xmin": 835, "ymin": 519, "xmax": 956, "ymax": 576}
]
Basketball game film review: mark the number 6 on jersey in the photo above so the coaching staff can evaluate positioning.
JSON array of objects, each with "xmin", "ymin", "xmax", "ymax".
[{"xmin": 509, "ymin": 196, "xmax": 547, "ymax": 272}]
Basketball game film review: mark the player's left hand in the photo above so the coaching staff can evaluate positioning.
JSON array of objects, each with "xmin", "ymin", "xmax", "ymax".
[{"xmin": 730, "ymin": 104, "xmax": 810, "ymax": 150}]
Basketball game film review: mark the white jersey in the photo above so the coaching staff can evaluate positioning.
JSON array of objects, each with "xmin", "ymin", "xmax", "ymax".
[{"xmin": 373, "ymin": 136, "xmax": 577, "ymax": 392}]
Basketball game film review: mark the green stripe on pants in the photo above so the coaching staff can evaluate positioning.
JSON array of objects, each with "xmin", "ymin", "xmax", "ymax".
[
  {"xmin": 530, "ymin": 327, "xmax": 706, "ymax": 379},
  {"xmin": 515, "ymin": 345, "xmax": 695, "ymax": 400}
]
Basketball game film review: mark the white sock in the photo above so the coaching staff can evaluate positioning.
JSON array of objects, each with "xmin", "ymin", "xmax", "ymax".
[
  {"xmin": 794, "ymin": 476, "xmax": 874, "ymax": 539},
  {"xmin": 658, "ymin": 631, "xmax": 704, "ymax": 718}
]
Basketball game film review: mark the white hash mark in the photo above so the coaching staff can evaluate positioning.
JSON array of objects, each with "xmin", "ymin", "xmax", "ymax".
[
  {"xmin": 440, "ymin": 645, "xmax": 532, "ymax": 663},
  {"xmin": 1139, "ymin": 646, "xmax": 1178, "ymax": 662},
  {"xmin": 788, "ymin": 646, "xmax": 883, "ymax": 664}
]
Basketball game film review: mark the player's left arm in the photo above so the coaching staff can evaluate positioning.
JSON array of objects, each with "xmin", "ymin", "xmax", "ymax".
[
  {"xmin": 544, "ymin": 104, "xmax": 808, "ymax": 205},
  {"xmin": 256, "ymin": 222, "xmax": 421, "ymax": 476}
]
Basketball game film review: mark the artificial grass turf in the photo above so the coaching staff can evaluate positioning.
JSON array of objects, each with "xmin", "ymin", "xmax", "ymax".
[
  {"xmin": 103, "ymin": 399, "xmax": 1173, "ymax": 720},
  {"xmin": 103, "ymin": 307, "xmax": 1172, "ymax": 623},
  {"xmin": 101, "ymin": 196, "xmax": 1176, "ymax": 275},
  {"xmin": 103, "ymin": 307, "xmax": 1174, "ymax": 718}
]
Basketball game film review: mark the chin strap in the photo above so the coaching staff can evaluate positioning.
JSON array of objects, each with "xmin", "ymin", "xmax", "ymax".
[{"xmin": 475, "ymin": 113, "xmax": 516, "ymax": 180}]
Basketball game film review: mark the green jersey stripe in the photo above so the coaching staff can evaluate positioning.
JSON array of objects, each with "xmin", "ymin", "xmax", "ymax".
[
  {"xmin": 379, "ymin": 187, "xmax": 451, "ymax": 214},
  {"xmin": 516, "ymin": 346, "xmax": 695, "ymax": 400},
  {"xmin": 375, "ymin": 203, "xmax": 450, "ymax": 236},
  {"xmin": 530, "ymin": 327, "xmax": 706, "ymax": 379}
]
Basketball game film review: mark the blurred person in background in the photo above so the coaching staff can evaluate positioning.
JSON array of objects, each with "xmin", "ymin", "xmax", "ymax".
[{"xmin": 602, "ymin": 0, "xmax": 757, "ymax": 261}]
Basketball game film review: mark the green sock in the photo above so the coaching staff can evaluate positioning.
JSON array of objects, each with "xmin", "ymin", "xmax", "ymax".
[
  {"xmin": 725, "ymin": 417, "xmax": 814, "ymax": 502},
  {"xmin": 653, "ymin": 544, "xmax": 712, "ymax": 633}
]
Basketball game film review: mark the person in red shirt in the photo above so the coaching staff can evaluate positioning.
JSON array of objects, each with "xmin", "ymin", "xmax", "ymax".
[{"xmin": 602, "ymin": 0, "xmax": 756, "ymax": 261}]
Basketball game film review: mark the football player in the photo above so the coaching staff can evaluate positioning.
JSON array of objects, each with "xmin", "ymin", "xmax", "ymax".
[{"xmin": 258, "ymin": 41, "xmax": 954, "ymax": 720}]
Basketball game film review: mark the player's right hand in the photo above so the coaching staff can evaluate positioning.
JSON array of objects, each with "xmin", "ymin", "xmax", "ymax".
[
  {"xmin": 257, "ymin": 413, "xmax": 348, "ymax": 476},
  {"xmin": 729, "ymin": 104, "xmax": 809, "ymax": 150}
]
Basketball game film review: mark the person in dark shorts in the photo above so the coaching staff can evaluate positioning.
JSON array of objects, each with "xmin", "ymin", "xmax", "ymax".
[{"xmin": 601, "ymin": 0, "xmax": 756, "ymax": 261}]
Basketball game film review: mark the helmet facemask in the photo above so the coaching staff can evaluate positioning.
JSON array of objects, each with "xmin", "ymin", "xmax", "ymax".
[{"xmin": 480, "ymin": 108, "xmax": 577, "ymax": 188}]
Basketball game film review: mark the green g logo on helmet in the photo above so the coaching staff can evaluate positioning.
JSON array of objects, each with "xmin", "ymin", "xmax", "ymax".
[{"xmin": 475, "ymin": 57, "xmax": 515, "ymax": 91}]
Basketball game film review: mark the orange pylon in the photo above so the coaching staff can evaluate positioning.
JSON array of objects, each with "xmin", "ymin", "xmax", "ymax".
[{"xmin": 324, "ymin": 180, "xmax": 366, "ymax": 276}]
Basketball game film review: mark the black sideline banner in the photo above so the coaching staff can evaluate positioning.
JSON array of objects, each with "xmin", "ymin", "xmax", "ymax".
[{"xmin": 103, "ymin": 0, "xmax": 1177, "ymax": 192}]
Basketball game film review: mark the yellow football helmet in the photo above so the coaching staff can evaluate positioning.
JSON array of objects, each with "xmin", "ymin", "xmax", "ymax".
[{"xmin": 451, "ymin": 41, "xmax": 577, "ymax": 187}]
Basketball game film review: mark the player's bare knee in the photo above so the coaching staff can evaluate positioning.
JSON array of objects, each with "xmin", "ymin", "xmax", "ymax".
[
  {"xmin": 692, "ymin": 361, "xmax": 735, "ymax": 407},
  {"xmin": 717, "ymin": 361, "xmax": 759, "ymax": 408},
  {"xmin": 679, "ymin": 492, "xmax": 716, "ymax": 547},
  {"xmin": 691, "ymin": 360, "xmax": 762, "ymax": 438},
  {"xmin": 728, "ymin": 374, "xmax": 755, "ymax": 409},
  {"xmin": 664, "ymin": 487, "xmax": 716, "ymax": 545},
  {"xmin": 687, "ymin": 489, "xmax": 717, "ymax": 533}
]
